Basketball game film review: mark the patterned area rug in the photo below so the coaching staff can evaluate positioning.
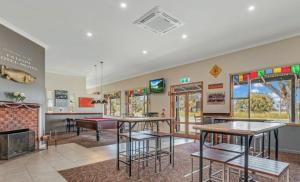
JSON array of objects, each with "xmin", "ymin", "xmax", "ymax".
[
  {"xmin": 50, "ymin": 129, "xmax": 118, "ymax": 148},
  {"xmin": 59, "ymin": 142, "xmax": 300, "ymax": 182}
]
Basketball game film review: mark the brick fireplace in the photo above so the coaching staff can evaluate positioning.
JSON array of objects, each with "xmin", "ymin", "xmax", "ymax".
[
  {"xmin": 0, "ymin": 102, "xmax": 40, "ymax": 159},
  {"xmin": 0, "ymin": 102, "xmax": 39, "ymax": 136}
]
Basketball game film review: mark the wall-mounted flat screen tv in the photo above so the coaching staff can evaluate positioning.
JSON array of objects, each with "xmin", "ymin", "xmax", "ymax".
[{"xmin": 149, "ymin": 78, "xmax": 165, "ymax": 93}]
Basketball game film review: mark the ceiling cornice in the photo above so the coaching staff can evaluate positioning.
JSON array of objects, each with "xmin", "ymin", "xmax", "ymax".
[
  {"xmin": 0, "ymin": 17, "xmax": 48, "ymax": 49},
  {"xmin": 86, "ymin": 31, "xmax": 300, "ymax": 90}
]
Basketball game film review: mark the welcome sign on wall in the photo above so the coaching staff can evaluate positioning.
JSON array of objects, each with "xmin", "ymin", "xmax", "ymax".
[{"xmin": 207, "ymin": 92, "xmax": 225, "ymax": 105}]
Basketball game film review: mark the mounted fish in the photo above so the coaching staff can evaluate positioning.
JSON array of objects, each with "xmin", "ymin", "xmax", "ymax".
[{"xmin": 0, "ymin": 65, "xmax": 36, "ymax": 84}]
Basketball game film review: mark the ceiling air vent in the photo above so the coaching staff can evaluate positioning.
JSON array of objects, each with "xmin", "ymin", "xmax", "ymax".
[{"xmin": 133, "ymin": 6, "xmax": 183, "ymax": 35}]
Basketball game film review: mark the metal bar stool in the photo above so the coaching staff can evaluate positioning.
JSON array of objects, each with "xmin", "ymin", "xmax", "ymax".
[
  {"xmin": 190, "ymin": 148, "xmax": 242, "ymax": 182},
  {"xmin": 120, "ymin": 132, "xmax": 160, "ymax": 178}
]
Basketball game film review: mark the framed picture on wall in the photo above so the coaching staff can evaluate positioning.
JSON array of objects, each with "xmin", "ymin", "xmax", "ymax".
[
  {"xmin": 54, "ymin": 90, "xmax": 68, "ymax": 107},
  {"xmin": 79, "ymin": 97, "xmax": 95, "ymax": 108},
  {"xmin": 207, "ymin": 92, "xmax": 225, "ymax": 105}
]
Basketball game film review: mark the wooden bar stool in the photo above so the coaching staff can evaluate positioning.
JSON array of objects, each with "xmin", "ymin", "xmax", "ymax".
[{"xmin": 120, "ymin": 132, "xmax": 160, "ymax": 178}]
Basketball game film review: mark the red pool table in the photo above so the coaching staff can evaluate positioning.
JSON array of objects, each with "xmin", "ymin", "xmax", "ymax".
[{"xmin": 75, "ymin": 117, "xmax": 117, "ymax": 141}]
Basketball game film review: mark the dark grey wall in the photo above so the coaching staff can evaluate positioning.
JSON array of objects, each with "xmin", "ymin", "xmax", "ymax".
[{"xmin": 0, "ymin": 24, "xmax": 46, "ymax": 134}]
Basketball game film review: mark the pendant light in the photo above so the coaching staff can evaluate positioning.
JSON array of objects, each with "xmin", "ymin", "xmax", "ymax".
[{"xmin": 92, "ymin": 61, "xmax": 108, "ymax": 104}]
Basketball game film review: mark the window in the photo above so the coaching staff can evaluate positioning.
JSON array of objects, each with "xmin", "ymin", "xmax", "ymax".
[
  {"xmin": 232, "ymin": 65, "xmax": 300, "ymax": 122},
  {"xmin": 232, "ymin": 80, "xmax": 249, "ymax": 118},
  {"xmin": 128, "ymin": 95, "xmax": 148, "ymax": 117},
  {"xmin": 250, "ymin": 78, "xmax": 292, "ymax": 120},
  {"xmin": 104, "ymin": 92, "xmax": 121, "ymax": 116},
  {"xmin": 110, "ymin": 98, "xmax": 121, "ymax": 116},
  {"xmin": 47, "ymin": 91, "xmax": 54, "ymax": 112}
]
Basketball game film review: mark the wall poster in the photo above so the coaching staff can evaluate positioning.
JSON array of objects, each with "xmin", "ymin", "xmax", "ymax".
[
  {"xmin": 55, "ymin": 90, "xmax": 68, "ymax": 107},
  {"xmin": 207, "ymin": 92, "xmax": 225, "ymax": 105},
  {"xmin": 79, "ymin": 97, "xmax": 94, "ymax": 108}
]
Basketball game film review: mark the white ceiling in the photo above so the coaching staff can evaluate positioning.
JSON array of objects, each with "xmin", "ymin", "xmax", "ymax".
[{"xmin": 0, "ymin": 0, "xmax": 300, "ymax": 88}]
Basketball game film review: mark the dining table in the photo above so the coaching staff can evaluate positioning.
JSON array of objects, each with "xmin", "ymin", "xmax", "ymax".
[{"xmin": 193, "ymin": 121, "xmax": 286, "ymax": 182}]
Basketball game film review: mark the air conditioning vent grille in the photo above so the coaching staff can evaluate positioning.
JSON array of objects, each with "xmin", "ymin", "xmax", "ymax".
[{"xmin": 133, "ymin": 6, "xmax": 183, "ymax": 35}]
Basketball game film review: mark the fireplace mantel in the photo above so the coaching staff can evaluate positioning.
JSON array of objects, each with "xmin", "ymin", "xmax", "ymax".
[{"xmin": 0, "ymin": 101, "xmax": 40, "ymax": 109}]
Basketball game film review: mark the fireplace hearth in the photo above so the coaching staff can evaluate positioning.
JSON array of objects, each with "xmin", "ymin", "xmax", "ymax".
[{"xmin": 0, "ymin": 129, "xmax": 35, "ymax": 160}]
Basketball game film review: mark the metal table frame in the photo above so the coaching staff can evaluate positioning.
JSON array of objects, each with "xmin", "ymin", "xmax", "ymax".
[
  {"xmin": 116, "ymin": 117, "xmax": 174, "ymax": 176},
  {"xmin": 213, "ymin": 118, "xmax": 275, "ymax": 158},
  {"xmin": 196, "ymin": 121, "xmax": 285, "ymax": 182}
]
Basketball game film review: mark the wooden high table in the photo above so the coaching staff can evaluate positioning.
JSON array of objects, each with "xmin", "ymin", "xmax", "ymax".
[
  {"xmin": 115, "ymin": 117, "xmax": 174, "ymax": 176},
  {"xmin": 193, "ymin": 121, "xmax": 286, "ymax": 182}
]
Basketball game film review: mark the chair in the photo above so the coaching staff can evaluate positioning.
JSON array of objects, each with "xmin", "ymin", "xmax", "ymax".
[
  {"xmin": 142, "ymin": 113, "xmax": 158, "ymax": 130},
  {"xmin": 40, "ymin": 130, "xmax": 57, "ymax": 149},
  {"xmin": 65, "ymin": 118, "xmax": 76, "ymax": 132},
  {"xmin": 120, "ymin": 132, "xmax": 160, "ymax": 178},
  {"xmin": 140, "ymin": 130, "xmax": 173, "ymax": 166}
]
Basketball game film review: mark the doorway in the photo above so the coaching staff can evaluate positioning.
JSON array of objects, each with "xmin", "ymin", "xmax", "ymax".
[{"xmin": 170, "ymin": 82, "xmax": 203, "ymax": 138}]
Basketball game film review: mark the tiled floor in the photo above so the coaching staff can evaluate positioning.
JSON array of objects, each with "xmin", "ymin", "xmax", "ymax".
[{"xmin": 0, "ymin": 138, "xmax": 193, "ymax": 182}]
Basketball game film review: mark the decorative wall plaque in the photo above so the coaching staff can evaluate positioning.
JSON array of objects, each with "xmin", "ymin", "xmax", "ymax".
[
  {"xmin": 207, "ymin": 92, "xmax": 225, "ymax": 105},
  {"xmin": 0, "ymin": 48, "xmax": 38, "ymax": 84},
  {"xmin": 208, "ymin": 83, "xmax": 223, "ymax": 89},
  {"xmin": 0, "ymin": 65, "xmax": 36, "ymax": 84},
  {"xmin": 209, "ymin": 65, "xmax": 222, "ymax": 78}
]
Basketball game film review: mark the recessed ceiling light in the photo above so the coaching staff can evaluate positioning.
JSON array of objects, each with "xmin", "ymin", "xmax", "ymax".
[
  {"xmin": 248, "ymin": 5, "xmax": 256, "ymax": 12},
  {"xmin": 86, "ymin": 32, "xmax": 93, "ymax": 37},
  {"xmin": 142, "ymin": 50, "xmax": 148, "ymax": 55},
  {"xmin": 181, "ymin": 34, "xmax": 188, "ymax": 39},
  {"xmin": 120, "ymin": 2, "xmax": 127, "ymax": 9}
]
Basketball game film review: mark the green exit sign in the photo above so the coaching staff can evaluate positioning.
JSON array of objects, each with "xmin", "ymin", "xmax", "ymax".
[{"xmin": 180, "ymin": 77, "xmax": 190, "ymax": 84}]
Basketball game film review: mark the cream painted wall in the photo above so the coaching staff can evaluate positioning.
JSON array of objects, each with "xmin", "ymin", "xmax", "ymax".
[
  {"xmin": 89, "ymin": 36, "xmax": 300, "ymax": 117},
  {"xmin": 46, "ymin": 72, "xmax": 102, "ymax": 113}
]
